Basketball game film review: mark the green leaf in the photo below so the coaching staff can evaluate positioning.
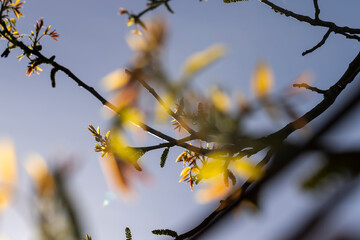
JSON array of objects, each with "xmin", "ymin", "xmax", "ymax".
[
  {"xmin": 152, "ymin": 229, "xmax": 178, "ymax": 238},
  {"xmin": 125, "ymin": 227, "xmax": 132, "ymax": 240},
  {"xmin": 160, "ymin": 147, "xmax": 169, "ymax": 168}
]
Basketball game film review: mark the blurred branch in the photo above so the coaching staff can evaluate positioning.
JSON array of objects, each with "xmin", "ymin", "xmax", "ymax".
[
  {"xmin": 54, "ymin": 171, "xmax": 83, "ymax": 239},
  {"xmin": 280, "ymin": 177, "xmax": 360, "ymax": 240},
  {"xmin": 126, "ymin": 69, "xmax": 196, "ymax": 135}
]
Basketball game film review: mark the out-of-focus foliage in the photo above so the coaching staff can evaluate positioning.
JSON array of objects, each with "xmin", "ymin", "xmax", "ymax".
[
  {"xmin": 302, "ymin": 151, "xmax": 360, "ymax": 190},
  {"xmin": 25, "ymin": 155, "xmax": 82, "ymax": 240},
  {"xmin": 0, "ymin": 140, "xmax": 17, "ymax": 212}
]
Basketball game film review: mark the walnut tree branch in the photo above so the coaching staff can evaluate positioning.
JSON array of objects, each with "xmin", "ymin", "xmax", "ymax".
[
  {"xmin": 302, "ymin": 28, "xmax": 331, "ymax": 56},
  {"xmin": 125, "ymin": 69, "xmax": 196, "ymax": 135},
  {"xmin": 260, "ymin": 0, "xmax": 360, "ymax": 41},
  {"xmin": 256, "ymin": 51, "xmax": 360, "ymax": 148},
  {"xmin": 293, "ymin": 83, "xmax": 327, "ymax": 94},
  {"xmin": 313, "ymin": 0, "xmax": 320, "ymax": 20}
]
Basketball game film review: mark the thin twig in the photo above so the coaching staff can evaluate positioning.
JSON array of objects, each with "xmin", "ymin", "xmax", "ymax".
[
  {"xmin": 260, "ymin": 0, "xmax": 360, "ymax": 41},
  {"xmin": 313, "ymin": 0, "xmax": 320, "ymax": 20},
  {"xmin": 302, "ymin": 28, "xmax": 331, "ymax": 56},
  {"xmin": 293, "ymin": 83, "xmax": 327, "ymax": 94},
  {"xmin": 126, "ymin": 69, "xmax": 196, "ymax": 135},
  {"xmin": 134, "ymin": 0, "xmax": 172, "ymax": 19}
]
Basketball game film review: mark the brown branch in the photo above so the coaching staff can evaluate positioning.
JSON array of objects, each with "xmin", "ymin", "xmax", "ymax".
[
  {"xmin": 260, "ymin": 0, "xmax": 360, "ymax": 41},
  {"xmin": 302, "ymin": 28, "xmax": 331, "ymax": 56},
  {"xmin": 293, "ymin": 83, "xmax": 327, "ymax": 94},
  {"xmin": 257, "ymin": 51, "xmax": 360, "ymax": 147}
]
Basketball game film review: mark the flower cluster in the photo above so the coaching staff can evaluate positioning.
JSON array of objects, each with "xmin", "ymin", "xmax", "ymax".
[
  {"xmin": 176, "ymin": 142, "xmax": 212, "ymax": 191},
  {"xmin": 87, "ymin": 125, "xmax": 111, "ymax": 157}
]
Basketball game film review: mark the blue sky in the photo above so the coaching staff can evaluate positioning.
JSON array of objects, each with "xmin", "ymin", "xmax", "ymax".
[{"xmin": 1, "ymin": 0, "xmax": 360, "ymax": 239}]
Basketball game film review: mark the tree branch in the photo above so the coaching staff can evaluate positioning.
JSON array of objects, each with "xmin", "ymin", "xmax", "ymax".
[
  {"xmin": 302, "ymin": 28, "xmax": 331, "ymax": 56},
  {"xmin": 131, "ymin": 0, "xmax": 173, "ymax": 21},
  {"xmin": 313, "ymin": 0, "xmax": 320, "ymax": 20},
  {"xmin": 260, "ymin": 0, "xmax": 360, "ymax": 41},
  {"xmin": 293, "ymin": 83, "xmax": 327, "ymax": 94},
  {"xmin": 258, "ymin": 51, "xmax": 360, "ymax": 147},
  {"xmin": 125, "ymin": 69, "xmax": 196, "ymax": 135},
  {"xmin": 180, "ymin": 76, "xmax": 360, "ymax": 240}
]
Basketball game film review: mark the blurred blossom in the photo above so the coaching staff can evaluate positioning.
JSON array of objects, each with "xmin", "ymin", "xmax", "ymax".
[
  {"xmin": 126, "ymin": 34, "xmax": 148, "ymax": 52},
  {"xmin": 198, "ymin": 158, "xmax": 224, "ymax": 180},
  {"xmin": 155, "ymin": 93, "xmax": 174, "ymax": 123},
  {"xmin": 131, "ymin": 29, "xmax": 143, "ymax": 35},
  {"xmin": 25, "ymin": 154, "xmax": 55, "ymax": 196},
  {"xmin": 251, "ymin": 61, "xmax": 273, "ymax": 98},
  {"xmin": 0, "ymin": 140, "xmax": 17, "ymax": 212},
  {"xmin": 210, "ymin": 88, "xmax": 231, "ymax": 113},
  {"xmin": 126, "ymin": 18, "xmax": 167, "ymax": 53},
  {"xmin": 287, "ymin": 71, "xmax": 314, "ymax": 96},
  {"xmin": 196, "ymin": 175, "xmax": 231, "ymax": 204},
  {"xmin": 99, "ymin": 154, "xmax": 141, "ymax": 200},
  {"xmin": 102, "ymin": 69, "xmax": 130, "ymax": 91},
  {"xmin": 182, "ymin": 44, "xmax": 227, "ymax": 78},
  {"xmin": 230, "ymin": 158, "xmax": 263, "ymax": 182},
  {"xmin": 120, "ymin": 107, "xmax": 145, "ymax": 127}
]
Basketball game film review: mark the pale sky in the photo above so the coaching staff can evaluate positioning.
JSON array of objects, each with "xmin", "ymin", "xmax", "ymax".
[{"xmin": 1, "ymin": 0, "xmax": 360, "ymax": 239}]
